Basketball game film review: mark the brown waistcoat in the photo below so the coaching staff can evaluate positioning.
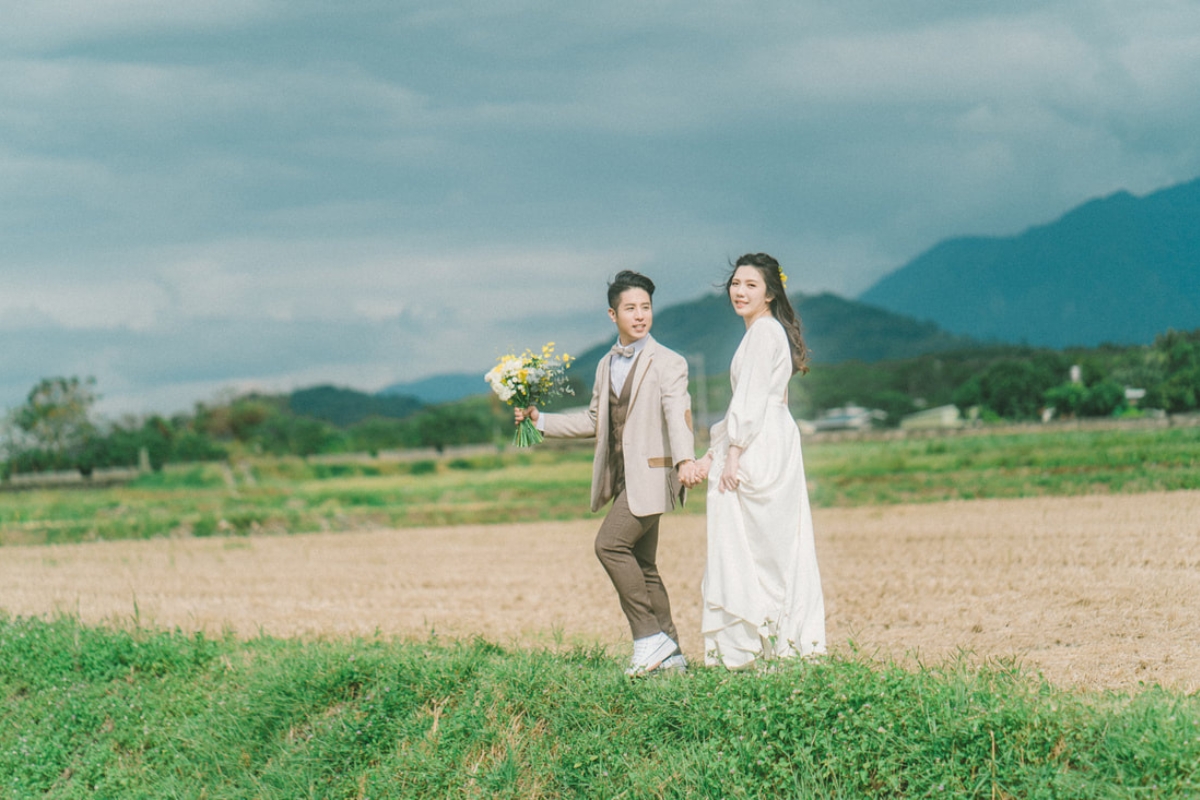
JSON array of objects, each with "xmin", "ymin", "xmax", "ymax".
[{"xmin": 606, "ymin": 361, "xmax": 636, "ymax": 498}]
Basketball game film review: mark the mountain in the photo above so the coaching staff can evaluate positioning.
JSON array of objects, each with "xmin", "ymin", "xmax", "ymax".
[
  {"xmin": 565, "ymin": 291, "xmax": 976, "ymax": 388},
  {"xmin": 379, "ymin": 373, "xmax": 488, "ymax": 405},
  {"xmin": 289, "ymin": 385, "xmax": 423, "ymax": 427},
  {"xmin": 858, "ymin": 176, "xmax": 1200, "ymax": 348},
  {"xmin": 380, "ymin": 293, "xmax": 974, "ymax": 403}
]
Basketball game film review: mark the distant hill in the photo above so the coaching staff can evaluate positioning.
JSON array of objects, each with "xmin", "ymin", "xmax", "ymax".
[
  {"xmin": 289, "ymin": 385, "xmax": 423, "ymax": 427},
  {"xmin": 565, "ymin": 291, "xmax": 976, "ymax": 388},
  {"xmin": 859, "ymin": 176, "xmax": 1200, "ymax": 348},
  {"xmin": 379, "ymin": 373, "xmax": 488, "ymax": 405},
  {"xmin": 381, "ymin": 293, "xmax": 974, "ymax": 403}
]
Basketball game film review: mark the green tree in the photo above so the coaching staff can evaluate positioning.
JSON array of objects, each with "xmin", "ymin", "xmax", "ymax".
[
  {"xmin": 1044, "ymin": 382, "xmax": 1087, "ymax": 418},
  {"xmin": 252, "ymin": 415, "xmax": 344, "ymax": 456},
  {"xmin": 971, "ymin": 355, "xmax": 1066, "ymax": 420},
  {"xmin": 1148, "ymin": 329, "xmax": 1200, "ymax": 413},
  {"xmin": 227, "ymin": 397, "xmax": 280, "ymax": 442},
  {"xmin": 865, "ymin": 390, "xmax": 918, "ymax": 427},
  {"xmin": 951, "ymin": 374, "xmax": 984, "ymax": 412},
  {"xmin": 6, "ymin": 377, "xmax": 98, "ymax": 474},
  {"xmin": 411, "ymin": 402, "xmax": 495, "ymax": 452},
  {"xmin": 85, "ymin": 415, "xmax": 228, "ymax": 470},
  {"xmin": 1079, "ymin": 380, "xmax": 1127, "ymax": 417},
  {"xmin": 348, "ymin": 417, "xmax": 417, "ymax": 454}
]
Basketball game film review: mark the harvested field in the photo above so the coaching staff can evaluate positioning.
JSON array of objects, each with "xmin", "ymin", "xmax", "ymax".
[{"xmin": 2, "ymin": 491, "xmax": 1198, "ymax": 693}]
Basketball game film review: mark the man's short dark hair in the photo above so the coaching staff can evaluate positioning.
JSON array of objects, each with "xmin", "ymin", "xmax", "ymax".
[{"xmin": 607, "ymin": 270, "xmax": 656, "ymax": 310}]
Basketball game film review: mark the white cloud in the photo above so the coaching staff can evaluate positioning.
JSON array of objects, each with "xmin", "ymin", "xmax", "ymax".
[
  {"xmin": 0, "ymin": 0, "xmax": 277, "ymax": 51},
  {"xmin": 3, "ymin": 0, "xmax": 1200, "ymax": 414},
  {"xmin": 0, "ymin": 277, "xmax": 169, "ymax": 331},
  {"xmin": 4, "ymin": 236, "xmax": 638, "ymax": 333},
  {"xmin": 0, "ymin": 57, "xmax": 431, "ymax": 150},
  {"xmin": 147, "ymin": 239, "xmax": 630, "ymax": 321}
]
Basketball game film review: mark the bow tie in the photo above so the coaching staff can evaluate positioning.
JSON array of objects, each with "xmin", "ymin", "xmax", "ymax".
[{"xmin": 611, "ymin": 343, "xmax": 636, "ymax": 358}]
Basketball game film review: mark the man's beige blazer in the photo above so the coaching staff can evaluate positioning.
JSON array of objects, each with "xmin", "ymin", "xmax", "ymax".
[{"xmin": 543, "ymin": 334, "xmax": 695, "ymax": 517}]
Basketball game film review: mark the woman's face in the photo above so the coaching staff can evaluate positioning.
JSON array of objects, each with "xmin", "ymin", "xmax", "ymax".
[{"xmin": 729, "ymin": 265, "xmax": 773, "ymax": 322}]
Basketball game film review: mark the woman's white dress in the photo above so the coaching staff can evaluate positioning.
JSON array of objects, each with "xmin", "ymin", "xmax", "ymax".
[{"xmin": 703, "ymin": 317, "xmax": 826, "ymax": 668}]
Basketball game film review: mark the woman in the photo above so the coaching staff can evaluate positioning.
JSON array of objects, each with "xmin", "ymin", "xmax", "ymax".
[{"xmin": 693, "ymin": 253, "xmax": 826, "ymax": 669}]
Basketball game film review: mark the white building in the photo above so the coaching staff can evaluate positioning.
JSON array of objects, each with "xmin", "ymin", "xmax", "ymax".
[{"xmin": 900, "ymin": 404, "xmax": 964, "ymax": 431}]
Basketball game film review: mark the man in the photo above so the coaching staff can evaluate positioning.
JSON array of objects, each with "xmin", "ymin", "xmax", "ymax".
[{"xmin": 516, "ymin": 270, "xmax": 699, "ymax": 676}]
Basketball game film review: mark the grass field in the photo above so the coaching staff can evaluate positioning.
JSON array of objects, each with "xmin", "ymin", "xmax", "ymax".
[
  {"xmin": 4, "ymin": 425, "xmax": 1200, "ymax": 797},
  {"xmin": 2, "ymin": 424, "xmax": 1198, "ymax": 547},
  {"xmin": 5, "ymin": 490, "xmax": 1198, "ymax": 693},
  {"xmin": 2, "ymin": 614, "xmax": 1198, "ymax": 799}
]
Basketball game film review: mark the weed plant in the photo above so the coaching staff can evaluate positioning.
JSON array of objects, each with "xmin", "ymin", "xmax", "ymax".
[{"xmin": 1, "ymin": 614, "xmax": 1197, "ymax": 798}]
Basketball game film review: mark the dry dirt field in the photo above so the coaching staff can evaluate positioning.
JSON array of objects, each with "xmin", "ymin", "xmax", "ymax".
[{"xmin": 3, "ymin": 491, "xmax": 1198, "ymax": 693}]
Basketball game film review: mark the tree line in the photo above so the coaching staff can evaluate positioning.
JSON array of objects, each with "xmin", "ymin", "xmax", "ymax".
[
  {"xmin": 0, "ymin": 382, "xmax": 511, "ymax": 480},
  {"xmin": 3, "ymin": 328, "xmax": 1198, "ymax": 479},
  {"xmin": 791, "ymin": 327, "xmax": 1200, "ymax": 425}
]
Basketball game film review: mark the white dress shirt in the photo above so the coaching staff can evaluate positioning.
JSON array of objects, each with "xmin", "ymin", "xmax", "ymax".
[{"xmin": 610, "ymin": 336, "xmax": 648, "ymax": 395}]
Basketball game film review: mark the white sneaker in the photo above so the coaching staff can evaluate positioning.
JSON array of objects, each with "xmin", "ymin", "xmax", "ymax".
[
  {"xmin": 660, "ymin": 653, "xmax": 687, "ymax": 673},
  {"xmin": 625, "ymin": 632, "xmax": 678, "ymax": 677}
]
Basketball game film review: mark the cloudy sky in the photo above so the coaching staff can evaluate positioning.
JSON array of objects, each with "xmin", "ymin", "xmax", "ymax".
[{"xmin": 3, "ymin": 1, "xmax": 1200, "ymax": 416}]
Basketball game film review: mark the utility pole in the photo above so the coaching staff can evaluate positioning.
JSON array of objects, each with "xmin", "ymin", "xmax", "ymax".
[{"xmin": 689, "ymin": 352, "xmax": 708, "ymax": 449}]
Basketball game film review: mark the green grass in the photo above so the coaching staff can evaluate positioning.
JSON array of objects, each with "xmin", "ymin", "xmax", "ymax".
[
  {"xmin": 4, "ymin": 431, "xmax": 1200, "ymax": 796},
  {"xmin": 805, "ymin": 426, "xmax": 1200, "ymax": 507},
  {"xmin": 0, "ymin": 449, "xmax": 598, "ymax": 546},
  {"xmin": 1, "ymin": 614, "xmax": 1197, "ymax": 798},
  {"xmin": 3, "ymin": 426, "xmax": 1199, "ymax": 546}
]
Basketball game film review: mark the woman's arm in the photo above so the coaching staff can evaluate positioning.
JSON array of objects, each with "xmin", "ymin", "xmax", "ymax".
[
  {"xmin": 718, "ymin": 445, "xmax": 743, "ymax": 493},
  {"xmin": 719, "ymin": 322, "xmax": 784, "ymax": 492}
]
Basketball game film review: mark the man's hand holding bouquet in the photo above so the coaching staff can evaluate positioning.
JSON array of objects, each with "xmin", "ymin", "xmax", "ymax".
[{"xmin": 485, "ymin": 343, "xmax": 574, "ymax": 446}]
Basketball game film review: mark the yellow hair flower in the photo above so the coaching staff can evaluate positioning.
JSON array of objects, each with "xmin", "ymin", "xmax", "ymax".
[{"xmin": 779, "ymin": 269, "xmax": 788, "ymax": 288}]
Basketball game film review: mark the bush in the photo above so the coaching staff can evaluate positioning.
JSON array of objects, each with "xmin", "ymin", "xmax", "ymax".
[
  {"xmin": 310, "ymin": 462, "xmax": 386, "ymax": 480},
  {"xmin": 130, "ymin": 466, "xmax": 225, "ymax": 490},
  {"xmin": 192, "ymin": 515, "xmax": 218, "ymax": 538},
  {"xmin": 447, "ymin": 455, "xmax": 504, "ymax": 471},
  {"xmin": 1079, "ymin": 379, "xmax": 1127, "ymax": 417},
  {"xmin": 1044, "ymin": 382, "xmax": 1088, "ymax": 417}
]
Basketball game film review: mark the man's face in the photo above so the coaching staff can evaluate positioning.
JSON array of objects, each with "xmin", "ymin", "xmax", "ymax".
[{"xmin": 608, "ymin": 287, "xmax": 653, "ymax": 345}]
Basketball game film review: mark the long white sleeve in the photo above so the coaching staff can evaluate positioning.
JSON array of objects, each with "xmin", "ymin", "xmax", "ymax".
[{"xmin": 724, "ymin": 319, "xmax": 787, "ymax": 449}]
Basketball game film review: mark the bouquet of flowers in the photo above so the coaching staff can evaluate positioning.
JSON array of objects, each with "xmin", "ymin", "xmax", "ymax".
[{"xmin": 485, "ymin": 342, "xmax": 574, "ymax": 446}]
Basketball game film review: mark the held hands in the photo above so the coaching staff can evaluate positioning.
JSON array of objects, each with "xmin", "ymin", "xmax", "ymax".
[
  {"xmin": 678, "ymin": 453, "xmax": 713, "ymax": 489},
  {"xmin": 514, "ymin": 406, "xmax": 539, "ymax": 426},
  {"xmin": 678, "ymin": 460, "xmax": 699, "ymax": 488}
]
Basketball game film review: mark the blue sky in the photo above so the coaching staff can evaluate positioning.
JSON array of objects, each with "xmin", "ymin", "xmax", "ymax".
[{"xmin": 3, "ymin": 1, "xmax": 1200, "ymax": 416}]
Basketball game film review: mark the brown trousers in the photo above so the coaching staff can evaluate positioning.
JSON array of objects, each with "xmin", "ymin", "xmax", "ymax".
[{"xmin": 595, "ymin": 489, "xmax": 679, "ymax": 642}]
